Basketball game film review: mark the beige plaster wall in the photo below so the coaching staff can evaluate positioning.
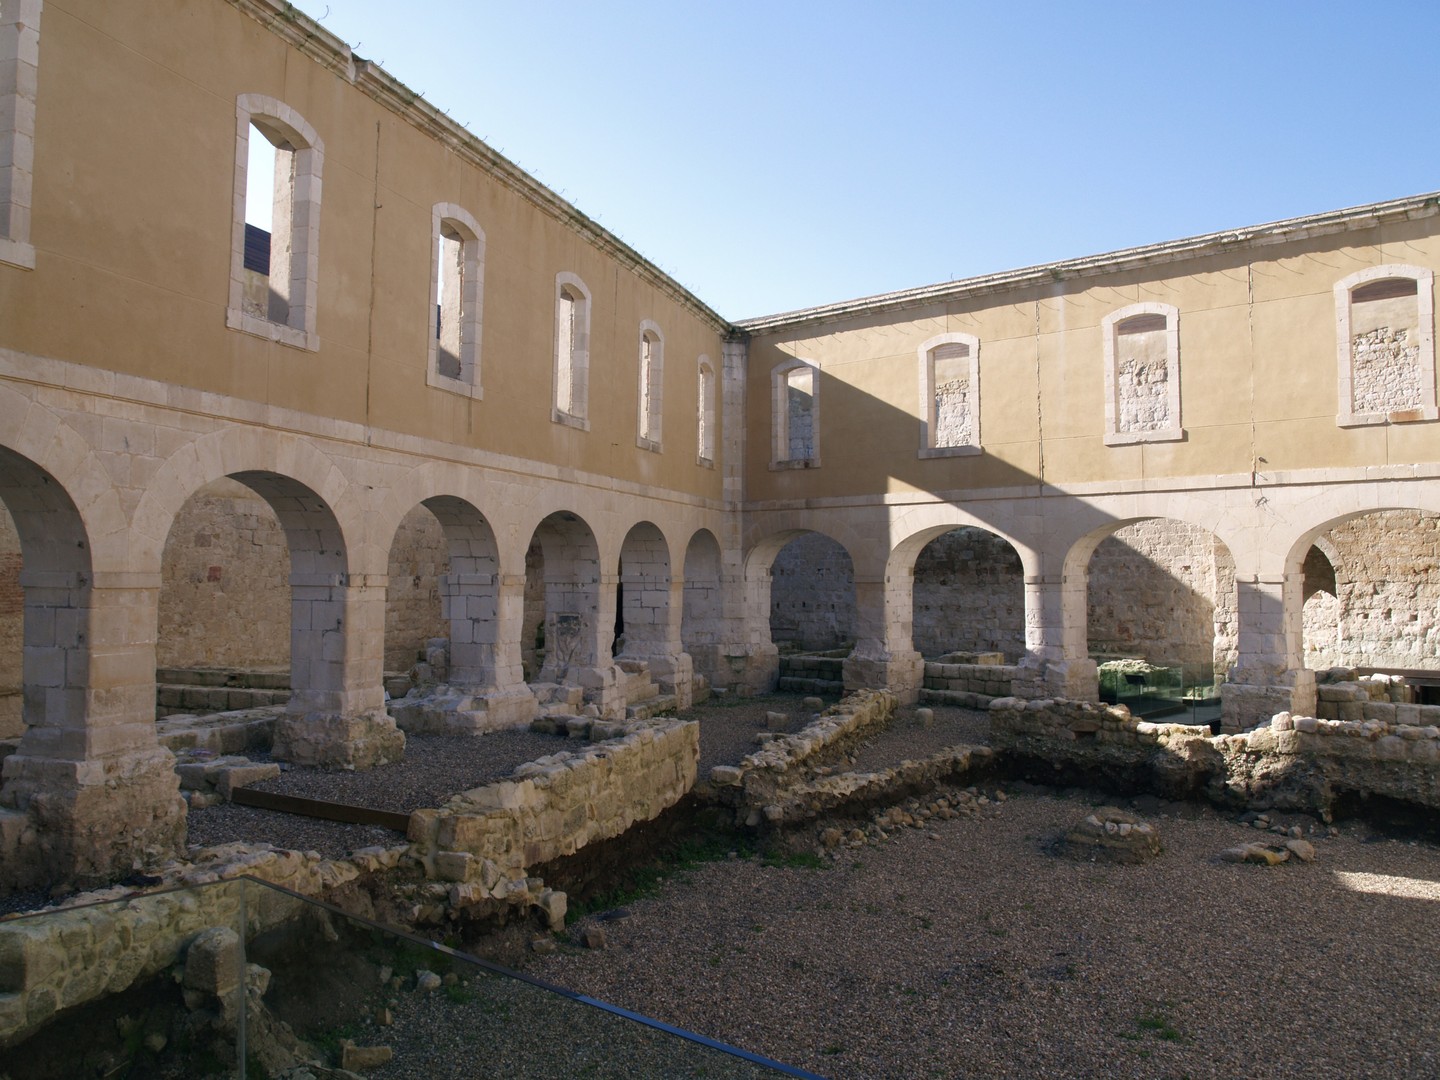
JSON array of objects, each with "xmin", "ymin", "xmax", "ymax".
[
  {"xmin": 744, "ymin": 226, "xmax": 1440, "ymax": 503},
  {"xmin": 19, "ymin": 1, "xmax": 724, "ymax": 503}
]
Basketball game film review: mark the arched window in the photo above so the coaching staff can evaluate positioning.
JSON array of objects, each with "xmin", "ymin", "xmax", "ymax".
[
  {"xmin": 1102, "ymin": 302, "xmax": 1182, "ymax": 445},
  {"xmin": 427, "ymin": 203, "xmax": 485, "ymax": 396},
  {"xmin": 697, "ymin": 355, "xmax": 716, "ymax": 466},
  {"xmin": 917, "ymin": 332, "xmax": 981, "ymax": 457},
  {"xmin": 771, "ymin": 357, "xmax": 819, "ymax": 468},
  {"xmin": 1335, "ymin": 265, "xmax": 1436, "ymax": 426},
  {"xmin": 637, "ymin": 320, "xmax": 664, "ymax": 451},
  {"xmin": 553, "ymin": 272, "xmax": 590, "ymax": 429},
  {"xmin": 227, "ymin": 94, "xmax": 324, "ymax": 351},
  {"xmin": 0, "ymin": 0, "xmax": 41, "ymax": 269}
]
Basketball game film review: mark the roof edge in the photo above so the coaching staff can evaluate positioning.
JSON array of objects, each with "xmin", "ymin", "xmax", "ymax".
[{"xmin": 736, "ymin": 191, "xmax": 1440, "ymax": 335}]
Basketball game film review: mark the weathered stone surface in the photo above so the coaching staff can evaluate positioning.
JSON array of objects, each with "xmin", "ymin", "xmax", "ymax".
[
  {"xmin": 341, "ymin": 1040, "xmax": 395, "ymax": 1070},
  {"xmin": 1060, "ymin": 808, "xmax": 1162, "ymax": 864}
]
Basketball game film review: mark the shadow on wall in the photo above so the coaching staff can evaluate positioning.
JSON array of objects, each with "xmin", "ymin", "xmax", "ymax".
[{"xmin": 1302, "ymin": 509, "xmax": 1440, "ymax": 671}]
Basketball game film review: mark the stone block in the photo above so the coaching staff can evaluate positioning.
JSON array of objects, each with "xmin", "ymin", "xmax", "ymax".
[
  {"xmin": 434, "ymin": 851, "xmax": 473, "ymax": 881},
  {"xmin": 215, "ymin": 762, "xmax": 280, "ymax": 799},
  {"xmin": 182, "ymin": 926, "xmax": 242, "ymax": 1000}
]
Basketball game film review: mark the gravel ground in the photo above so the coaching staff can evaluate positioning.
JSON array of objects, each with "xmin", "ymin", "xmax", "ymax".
[{"xmin": 523, "ymin": 792, "xmax": 1440, "ymax": 1079}]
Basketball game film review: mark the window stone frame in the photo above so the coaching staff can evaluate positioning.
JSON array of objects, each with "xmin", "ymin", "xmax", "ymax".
[
  {"xmin": 552, "ymin": 271, "xmax": 591, "ymax": 430},
  {"xmin": 771, "ymin": 356, "xmax": 820, "ymax": 470},
  {"xmin": 636, "ymin": 319, "xmax": 664, "ymax": 453},
  {"xmin": 1335, "ymin": 264, "xmax": 1436, "ymax": 427},
  {"xmin": 1102, "ymin": 301, "xmax": 1183, "ymax": 446},
  {"xmin": 917, "ymin": 331, "xmax": 982, "ymax": 459},
  {"xmin": 697, "ymin": 354, "xmax": 716, "ymax": 468},
  {"xmin": 0, "ymin": 0, "xmax": 42, "ymax": 270},
  {"xmin": 226, "ymin": 94, "xmax": 324, "ymax": 352},
  {"xmin": 426, "ymin": 202, "xmax": 485, "ymax": 399}
]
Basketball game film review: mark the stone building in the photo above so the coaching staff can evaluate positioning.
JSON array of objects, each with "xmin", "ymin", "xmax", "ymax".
[{"xmin": 2, "ymin": 0, "xmax": 1440, "ymax": 887}]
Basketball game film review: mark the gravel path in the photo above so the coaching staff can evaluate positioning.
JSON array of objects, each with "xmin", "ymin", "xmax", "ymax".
[{"xmin": 523, "ymin": 790, "xmax": 1440, "ymax": 1079}]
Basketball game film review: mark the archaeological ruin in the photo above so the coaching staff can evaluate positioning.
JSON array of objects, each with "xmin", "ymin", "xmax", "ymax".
[{"xmin": 3, "ymin": 1, "xmax": 1440, "ymax": 1072}]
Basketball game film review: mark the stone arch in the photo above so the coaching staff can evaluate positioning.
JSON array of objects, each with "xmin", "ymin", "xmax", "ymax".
[
  {"xmin": 899, "ymin": 524, "xmax": 1027, "ymax": 661},
  {"xmin": 753, "ymin": 529, "xmax": 857, "ymax": 654},
  {"xmin": 1068, "ymin": 516, "xmax": 1237, "ymax": 695},
  {"xmin": 525, "ymin": 511, "xmax": 614, "ymax": 708},
  {"xmin": 131, "ymin": 428, "xmax": 362, "ymax": 578},
  {"xmin": 0, "ymin": 444, "xmax": 93, "ymax": 757},
  {"xmin": 617, "ymin": 521, "xmax": 671, "ymax": 657},
  {"xmin": 0, "ymin": 386, "xmax": 129, "ymax": 573},
  {"xmin": 395, "ymin": 496, "xmax": 499, "ymax": 685},
  {"xmin": 0, "ymin": 444, "xmax": 185, "ymax": 888}
]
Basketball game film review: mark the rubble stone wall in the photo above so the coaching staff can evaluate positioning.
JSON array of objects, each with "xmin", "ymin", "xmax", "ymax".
[
  {"xmin": 769, "ymin": 533, "xmax": 856, "ymax": 651},
  {"xmin": 990, "ymin": 694, "xmax": 1440, "ymax": 816},
  {"xmin": 0, "ymin": 845, "xmax": 394, "ymax": 1049},
  {"xmin": 707, "ymin": 689, "xmax": 896, "ymax": 822},
  {"xmin": 911, "ymin": 528, "xmax": 1025, "ymax": 660},
  {"xmin": 1304, "ymin": 509, "xmax": 1440, "ymax": 670}
]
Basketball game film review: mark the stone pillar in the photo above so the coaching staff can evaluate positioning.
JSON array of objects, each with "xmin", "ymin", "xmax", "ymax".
[
  {"xmin": 624, "ymin": 576, "xmax": 693, "ymax": 708},
  {"xmin": 389, "ymin": 570, "xmax": 536, "ymax": 734},
  {"xmin": 537, "ymin": 572, "xmax": 623, "ymax": 720},
  {"xmin": 272, "ymin": 572, "xmax": 405, "ymax": 768},
  {"xmin": 0, "ymin": 574, "xmax": 185, "ymax": 891},
  {"xmin": 1220, "ymin": 572, "xmax": 1316, "ymax": 732},
  {"xmin": 705, "ymin": 337, "xmax": 779, "ymax": 695},
  {"xmin": 618, "ymin": 551, "xmax": 693, "ymax": 709},
  {"xmin": 843, "ymin": 576, "xmax": 922, "ymax": 703},
  {"xmin": 1014, "ymin": 571, "xmax": 1098, "ymax": 701}
]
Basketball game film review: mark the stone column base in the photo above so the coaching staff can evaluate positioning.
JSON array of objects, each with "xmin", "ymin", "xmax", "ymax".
[
  {"xmin": 1221, "ymin": 670, "xmax": 1316, "ymax": 733},
  {"xmin": 843, "ymin": 650, "xmax": 923, "ymax": 704},
  {"xmin": 562, "ymin": 664, "xmax": 626, "ymax": 721},
  {"xmin": 0, "ymin": 746, "xmax": 187, "ymax": 892},
  {"xmin": 1014, "ymin": 657, "xmax": 1099, "ymax": 702},
  {"xmin": 388, "ymin": 685, "xmax": 538, "ymax": 735},
  {"xmin": 272, "ymin": 709, "xmax": 405, "ymax": 769}
]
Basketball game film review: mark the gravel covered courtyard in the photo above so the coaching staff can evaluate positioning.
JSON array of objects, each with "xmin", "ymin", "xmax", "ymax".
[{"xmin": 520, "ymin": 788, "xmax": 1440, "ymax": 1080}]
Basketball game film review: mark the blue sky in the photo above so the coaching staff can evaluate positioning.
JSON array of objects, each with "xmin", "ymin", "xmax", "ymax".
[{"xmin": 307, "ymin": 1, "xmax": 1440, "ymax": 321}]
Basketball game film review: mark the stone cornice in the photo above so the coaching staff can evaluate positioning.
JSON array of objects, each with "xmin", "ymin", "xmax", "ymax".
[
  {"xmin": 226, "ymin": 0, "xmax": 729, "ymax": 335},
  {"xmin": 737, "ymin": 191, "xmax": 1440, "ymax": 335}
]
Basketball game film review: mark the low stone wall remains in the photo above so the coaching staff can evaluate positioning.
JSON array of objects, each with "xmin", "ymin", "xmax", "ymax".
[
  {"xmin": 705, "ymin": 690, "xmax": 995, "ymax": 825},
  {"xmin": 0, "ymin": 842, "xmax": 407, "ymax": 1048},
  {"xmin": 990, "ymin": 695, "xmax": 1440, "ymax": 815},
  {"xmin": 406, "ymin": 717, "xmax": 697, "ymax": 914}
]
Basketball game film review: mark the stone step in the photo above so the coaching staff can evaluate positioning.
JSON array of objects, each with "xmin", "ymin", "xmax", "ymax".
[
  {"xmin": 156, "ymin": 684, "xmax": 290, "ymax": 714},
  {"xmin": 777, "ymin": 676, "xmax": 843, "ymax": 695},
  {"xmin": 920, "ymin": 688, "xmax": 996, "ymax": 709},
  {"xmin": 627, "ymin": 694, "xmax": 678, "ymax": 721}
]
